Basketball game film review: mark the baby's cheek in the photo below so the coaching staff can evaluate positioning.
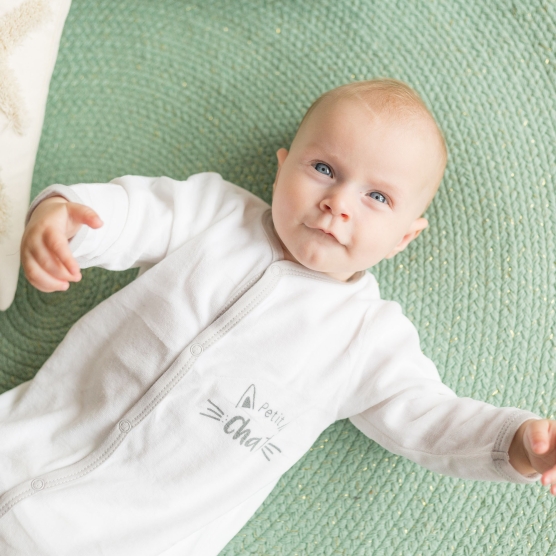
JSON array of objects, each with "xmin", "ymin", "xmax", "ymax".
[
  {"xmin": 272, "ymin": 195, "xmax": 303, "ymax": 238},
  {"xmin": 353, "ymin": 238, "xmax": 384, "ymax": 267}
]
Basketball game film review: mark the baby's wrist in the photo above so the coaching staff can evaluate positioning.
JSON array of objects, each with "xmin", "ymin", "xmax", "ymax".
[
  {"xmin": 508, "ymin": 419, "xmax": 537, "ymax": 476},
  {"xmin": 26, "ymin": 195, "xmax": 69, "ymax": 228},
  {"xmin": 28, "ymin": 195, "xmax": 68, "ymax": 219}
]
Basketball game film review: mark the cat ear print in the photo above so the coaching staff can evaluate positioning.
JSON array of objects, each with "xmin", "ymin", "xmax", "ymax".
[{"xmin": 236, "ymin": 384, "xmax": 257, "ymax": 409}]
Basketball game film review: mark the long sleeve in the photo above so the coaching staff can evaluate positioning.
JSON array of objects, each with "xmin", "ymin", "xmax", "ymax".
[
  {"xmin": 348, "ymin": 301, "xmax": 541, "ymax": 484},
  {"xmin": 26, "ymin": 172, "xmax": 261, "ymax": 271}
]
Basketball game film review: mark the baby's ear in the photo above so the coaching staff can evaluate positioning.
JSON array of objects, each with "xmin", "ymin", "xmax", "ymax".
[
  {"xmin": 272, "ymin": 148, "xmax": 289, "ymax": 194},
  {"xmin": 276, "ymin": 148, "xmax": 288, "ymax": 166},
  {"xmin": 385, "ymin": 217, "xmax": 428, "ymax": 259}
]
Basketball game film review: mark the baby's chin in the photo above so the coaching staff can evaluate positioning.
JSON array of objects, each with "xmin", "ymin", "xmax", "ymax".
[
  {"xmin": 281, "ymin": 238, "xmax": 371, "ymax": 278},
  {"xmin": 290, "ymin": 253, "xmax": 359, "ymax": 281}
]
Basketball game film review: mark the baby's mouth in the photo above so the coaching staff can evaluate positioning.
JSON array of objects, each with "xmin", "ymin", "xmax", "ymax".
[
  {"xmin": 305, "ymin": 223, "xmax": 340, "ymax": 243},
  {"xmin": 320, "ymin": 229, "xmax": 337, "ymax": 241}
]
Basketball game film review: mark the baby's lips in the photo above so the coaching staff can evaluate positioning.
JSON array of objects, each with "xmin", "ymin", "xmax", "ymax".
[{"xmin": 306, "ymin": 222, "xmax": 341, "ymax": 243}]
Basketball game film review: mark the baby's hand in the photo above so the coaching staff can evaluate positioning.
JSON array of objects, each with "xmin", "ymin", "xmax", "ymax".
[
  {"xmin": 509, "ymin": 419, "xmax": 556, "ymax": 494},
  {"xmin": 20, "ymin": 196, "xmax": 103, "ymax": 292}
]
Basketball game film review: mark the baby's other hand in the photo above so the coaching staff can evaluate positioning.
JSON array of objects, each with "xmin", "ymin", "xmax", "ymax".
[
  {"xmin": 20, "ymin": 196, "xmax": 103, "ymax": 292},
  {"xmin": 510, "ymin": 418, "xmax": 556, "ymax": 495}
]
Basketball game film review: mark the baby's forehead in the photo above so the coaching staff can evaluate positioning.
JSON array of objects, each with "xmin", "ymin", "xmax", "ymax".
[
  {"xmin": 311, "ymin": 93, "xmax": 427, "ymax": 132},
  {"xmin": 305, "ymin": 84, "xmax": 443, "ymax": 139},
  {"xmin": 300, "ymin": 94, "xmax": 445, "ymax": 201},
  {"xmin": 317, "ymin": 92, "xmax": 444, "ymax": 167}
]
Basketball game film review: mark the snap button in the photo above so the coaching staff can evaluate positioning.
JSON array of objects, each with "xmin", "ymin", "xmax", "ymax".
[
  {"xmin": 119, "ymin": 420, "xmax": 131, "ymax": 433},
  {"xmin": 31, "ymin": 479, "xmax": 45, "ymax": 491},
  {"xmin": 271, "ymin": 265, "xmax": 281, "ymax": 276},
  {"xmin": 190, "ymin": 344, "xmax": 203, "ymax": 356}
]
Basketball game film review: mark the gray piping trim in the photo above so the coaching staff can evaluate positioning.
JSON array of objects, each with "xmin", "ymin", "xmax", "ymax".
[{"xmin": 0, "ymin": 265, "xmax": 283, "ymax": 517}]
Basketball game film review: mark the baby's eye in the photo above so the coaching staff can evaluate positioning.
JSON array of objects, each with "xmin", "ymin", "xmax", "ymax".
[
  {"xmin": 314, "ymin": 162, "xmax": 333, "ymax": 177},
  {"xmin": 368, "ymin": 191, "xmax": 388, "ymax": 204}
]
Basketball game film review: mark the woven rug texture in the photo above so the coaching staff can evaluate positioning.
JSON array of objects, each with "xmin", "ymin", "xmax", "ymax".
[{"xmin": 1, "ymin": 0, "xmax": 556, "ymax": 554}]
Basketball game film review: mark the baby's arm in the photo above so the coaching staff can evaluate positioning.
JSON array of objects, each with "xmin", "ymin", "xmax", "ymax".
[
  {"xmin": 21, "ymin": 173, "xmax": 251, "ymax": 287},
  {"xmin": 348, "ymin": 301, "xmax": 550, "ymax": 488},
  {"xmin": 21, "ymin": 195, "xmax": 103, "ymax": 292}
]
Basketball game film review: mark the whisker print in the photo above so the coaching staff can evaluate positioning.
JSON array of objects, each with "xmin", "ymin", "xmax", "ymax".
[
  {"xmin": 199, "ymin": 412, "xmax": 223, "ymax": 421},
  {"xmin": 207, "ymin": 399, "xmax": 224, "ymax": 415},
  {"xmin": 206, "ymin": 407, "xmax": 223, "ymax": 418},
  {"xmin": 261, "ymin": 441, "xmax": 281, "ymax": 460}
]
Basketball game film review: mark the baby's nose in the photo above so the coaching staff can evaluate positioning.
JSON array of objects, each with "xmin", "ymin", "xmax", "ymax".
[{"xmin": 320, "ymin": 189, "xmax": 351, "ymax": 220}]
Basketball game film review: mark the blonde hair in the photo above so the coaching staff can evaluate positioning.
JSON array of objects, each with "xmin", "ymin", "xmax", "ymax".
[{"xmin": 299, "ymin": 78, "xmax": 447, "ymax": 166}]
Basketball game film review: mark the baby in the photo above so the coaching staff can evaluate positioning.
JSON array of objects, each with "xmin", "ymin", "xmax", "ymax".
[{"xmin": 3, "ymin": 78, "xmax": 556, "ymax": 555}]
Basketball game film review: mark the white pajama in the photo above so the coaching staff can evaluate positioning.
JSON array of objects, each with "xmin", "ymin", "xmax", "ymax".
[{"xmin": 0, "ymin": 173, "xmax": 540, "ymax": 555}]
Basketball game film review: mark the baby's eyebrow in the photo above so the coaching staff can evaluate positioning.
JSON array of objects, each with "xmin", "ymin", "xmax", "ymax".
[
  {"xmin": 304, "ymin": 142, "xmax": 332, "ymax": 156},
  {"xmin": 369, "ymin": 178, "xmax": 403, "ymax": 197}
]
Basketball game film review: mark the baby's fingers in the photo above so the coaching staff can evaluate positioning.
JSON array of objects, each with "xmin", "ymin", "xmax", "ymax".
[
  {"xmin": 25, "ymin": 243, "xmax": 73, "ymax": 287},
  {"xmin": 43, "ymin": 228, "xmax": 81, "ymax": 279},
  {"xmin": 526, "ymin": 419, "xmax": 556, "ymax": 495},
  {"xmin": 526, "ymin": 419, "xmax": 552, "ymax": 455},
  {"xmin": 66, "ymin": 203, "xmax": 103, "ymax": 238},
  {"xmin": 541, "ymin": 468, "xmax": 556, "ymax": 495},
  {"xmin": 23, "ymin": 256, "xmax": 70, "ymax": 292}
]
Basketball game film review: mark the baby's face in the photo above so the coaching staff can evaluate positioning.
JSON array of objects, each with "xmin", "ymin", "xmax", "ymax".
[{"xmin": 271, "ymin": 96, "xmax": 444, "ymax": 281}]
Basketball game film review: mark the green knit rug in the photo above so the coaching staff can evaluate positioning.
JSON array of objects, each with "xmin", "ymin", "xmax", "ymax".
[{"xmin": 2, "ymin": 0, "xmax": 556, "ymax": 554}]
